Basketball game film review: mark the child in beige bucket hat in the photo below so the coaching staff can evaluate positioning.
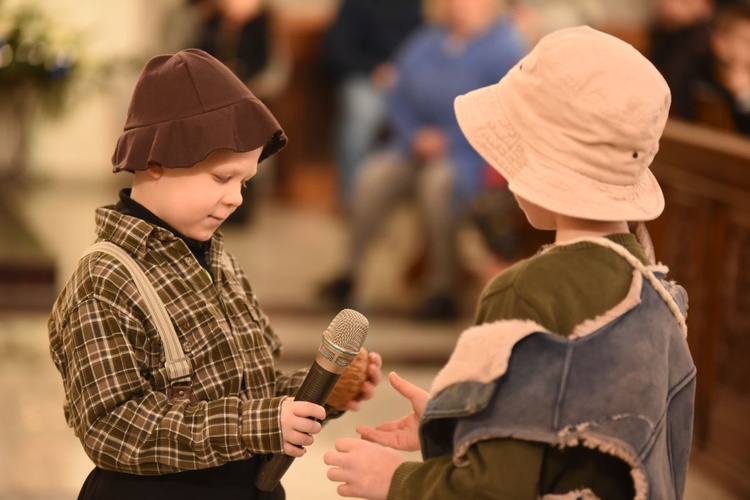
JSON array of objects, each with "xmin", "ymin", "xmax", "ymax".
[
  {"xmin": 49, "ymin": 48, "xmax": 382, "ymax": 499},
  {"xmin": 454, "ymin": 25, "xmax": 670, "ymax": 225},
  {"xmin": 324, "ymin": 26, "xmax": 695, "ymax": 500}
]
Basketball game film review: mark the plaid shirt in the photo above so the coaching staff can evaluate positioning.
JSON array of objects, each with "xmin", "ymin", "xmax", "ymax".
[{"xmin": 48, "ymin": 207, "xmax": 307, "ymax": 474}]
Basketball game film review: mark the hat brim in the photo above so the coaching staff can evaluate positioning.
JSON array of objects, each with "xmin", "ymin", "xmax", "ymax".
[
  {"xmin": 112, "ymin": 97, "xmax": 287, "ymax": 173},
  {"xmin": 454, "ymin": 84, "xmax": 664, "ymax": 222}
]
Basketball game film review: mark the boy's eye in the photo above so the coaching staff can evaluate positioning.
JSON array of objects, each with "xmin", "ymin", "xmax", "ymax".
[{"xmin": 214, "ymin": 175, "xmax": 230, "ymax": 184}]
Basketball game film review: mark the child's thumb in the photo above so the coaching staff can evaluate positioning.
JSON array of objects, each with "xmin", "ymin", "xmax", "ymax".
[{"xmin": 389, "ymin": 372, "xmax": 427, "ymax": 402}]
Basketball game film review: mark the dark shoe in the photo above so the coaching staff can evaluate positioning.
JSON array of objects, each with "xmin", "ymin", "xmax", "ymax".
[
  {"xmin": 319, "ymin": 275, "xmax": 354, "ymax": 310},
  {"xmin": 415, "ymin": 293, "xmax": 459, "ymax": 322}
]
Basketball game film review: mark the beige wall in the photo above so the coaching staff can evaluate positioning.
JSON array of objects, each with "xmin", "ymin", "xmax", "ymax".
[{"xmin": 9, "ymin": 0, "xmax": 193, "ymax": 181}]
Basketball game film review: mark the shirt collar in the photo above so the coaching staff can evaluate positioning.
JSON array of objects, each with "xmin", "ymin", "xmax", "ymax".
[{"xmin": 97, "ymin": 188, "xmax": 220, "ymax": 268}]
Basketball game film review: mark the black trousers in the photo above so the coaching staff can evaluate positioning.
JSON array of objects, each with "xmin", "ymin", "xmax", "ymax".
[{"xmin": 78, "ymin": 457, "xmax": 285, "ymax": 500}]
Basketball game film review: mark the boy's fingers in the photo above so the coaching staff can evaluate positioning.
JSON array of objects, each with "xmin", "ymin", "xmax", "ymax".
[
  {"xmin": 334, "ymin": 437, "xmax": 360, "ymax": 452},
  {"xmin": 356, "ymin": 426, "xmax": 379, "ymax": 442},
  {"xmin": 283, "ymin": 443, "xmax": 306, "ymax": 457},
  {"xmin": 337, "ymin": 484, "xmax": 359, "ymax": 498},
  {"xmin": 389, "ymin": 372, "xmax": 425, "ymax": 400},
  {"xmin": 355, "ymin": 425, "xmax": 376, "ymax": 435},
  {"xmin": 358, "ymin": 429, "xmax": 390, "ymax": 446},
  {"xmin": 326, "ymin": 465, "xmax": 348, "ymax": 482},
  {"xmin": 288, "ymin": 430, "xmax": 314, "ymax": 447},
  {"xmin": 368, "ymin": 351, "xmax": 383, "ymax": 368},
  {"xmin": 295, "ymin": 417, "xmax": 322, "ymax": 435},
  {"xmin": 364, "ymin": 420, "xmax": 399, "ymax": 433},
  {"xmin": 293, "ymin": 401, "xmax": 326, "ymax": 420},
  {"xmin": 323, "ymin": 450, "xmax": 343, "ymax": 467}
]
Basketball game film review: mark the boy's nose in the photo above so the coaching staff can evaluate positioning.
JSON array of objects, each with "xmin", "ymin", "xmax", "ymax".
[{"xmin": 223, "ymin": 184, "xmax": 244, "ymax": 207}]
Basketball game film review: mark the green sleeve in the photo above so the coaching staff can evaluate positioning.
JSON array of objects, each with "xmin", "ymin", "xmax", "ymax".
[
  {"xmin": 388, "ymin": 439, "xmax": 544, "ymax": 499},
  {"xmin": 474, "ymin": 279, "xmax": 551, "ymax": 329}
]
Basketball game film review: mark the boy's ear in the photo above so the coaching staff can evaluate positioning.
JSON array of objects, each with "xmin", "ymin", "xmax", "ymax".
[{"xmin": 145, "ymin": 165, "xmax": 165, "ymax": 179}]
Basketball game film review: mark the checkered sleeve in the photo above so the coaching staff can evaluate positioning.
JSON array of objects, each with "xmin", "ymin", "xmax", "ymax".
[
  {"xmin": 240, "ymin": 396, "xmax": 286, "ymax": 453},
  {"xmin": 60, "ymin": 297, "xmax": 261, "ymax": 474}
]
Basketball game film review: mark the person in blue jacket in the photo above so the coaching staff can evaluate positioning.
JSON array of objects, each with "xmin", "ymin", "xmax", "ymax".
[{"xmin": 321, "ymin": 0, "xmax": 527, "ymax": 321}]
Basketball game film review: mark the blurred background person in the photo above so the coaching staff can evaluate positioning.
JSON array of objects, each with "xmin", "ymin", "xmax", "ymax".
[
  {"xmin": 467, "ymin": 164, "xmax": 528, "ymax": 285},
  {"xmin": 187, "ymin": 0, "xmax": 290, "ymax": 223},
  {"xmin": 320, "ymin": 0, "xmax": 527, "ymax": 322},
  {"xmin": 510, "ymin": 0, "xmax": 606, "ymax": 45},
  {"xmin": 701, "ymin": 0, "xmax": 750, "ymax": 133},
  {"xmin": 323, "ymin": 0, "xmax": 423, "ymax": 210},
  {"xmin": 647, "ymin": 0, "xmax": 717, "ymax": 119},
  {"xmin": 188, "ymin": 0, "xmax": 287, "ymax": 100}
]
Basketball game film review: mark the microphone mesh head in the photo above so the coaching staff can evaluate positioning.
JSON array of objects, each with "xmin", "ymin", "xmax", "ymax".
[{"xmin": 325, "ymin": 309, "xmax": 369, "ymax": 353}]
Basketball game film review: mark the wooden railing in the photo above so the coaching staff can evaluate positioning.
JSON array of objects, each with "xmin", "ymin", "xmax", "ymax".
[{"xmin": 648, "ymin": 119, "xmax": 750, "ymax": 497}]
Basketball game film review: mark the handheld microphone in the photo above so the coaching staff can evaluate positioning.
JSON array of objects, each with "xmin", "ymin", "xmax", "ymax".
[{"xmin": 255, "ymin": 308, "xmax": 369, "ymax": 491}]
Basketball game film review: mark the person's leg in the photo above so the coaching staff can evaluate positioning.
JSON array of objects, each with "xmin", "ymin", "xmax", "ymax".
[
  {"xmin": 335, "ymin": 75, "xmax": 387, "ymax": 206},
  {"xmin": 349, "ymin": 152, "xmax": 415, "ymax": 269},
  {"xmin": 414, "ymin": 159, "xmax": 460, "ymax": 320},
  {"xmin": 321, "ymin": 152, "xmax": 414, "ymax": 307}
]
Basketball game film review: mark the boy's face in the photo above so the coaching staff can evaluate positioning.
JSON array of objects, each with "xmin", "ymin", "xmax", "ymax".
[
  {"xmin": 438, "ymin": 0, "xmax": 497, "ymax": 35},
  {"xmin": 657, "ymin": 0, "xmax": 713, "ymax": 30},
  {"xmin": 514, "ymin": 194, "xmax": 557, "ymax": 231},
  {"xmin": 136, "ymin": 147, "xmax": 263, "ymax": 241}
]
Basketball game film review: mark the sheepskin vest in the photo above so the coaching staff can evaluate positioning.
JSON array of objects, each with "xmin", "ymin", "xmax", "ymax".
[{"xmin": 420, "ymin": 239, "xmax": 695, "ymax": 500}]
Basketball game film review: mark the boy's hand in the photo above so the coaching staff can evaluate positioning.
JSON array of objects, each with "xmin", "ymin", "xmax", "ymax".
[
  {"xmin": 324, "ymin": 437, "xmax": 405, "ymax": 500},
  {"xmin": 356, "ymin": 372, "xmax": 427, "ymax": 452},
  {"xmin": 279, "ymin": 399, "xmax": 326, "ymax": 457},
  {"xmin": 336, "ymin": 351, "xmax": 383, "ymax": 412}
]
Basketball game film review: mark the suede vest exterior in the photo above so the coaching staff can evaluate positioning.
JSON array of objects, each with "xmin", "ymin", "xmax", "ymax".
[{"xmin": 420, "ymin": 241, "xmax": 695, "ymax": 500}]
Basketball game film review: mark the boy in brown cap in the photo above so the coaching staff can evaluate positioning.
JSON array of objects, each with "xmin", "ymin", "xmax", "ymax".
[
  {"xmin": 48, "ymin": 48, "xmax": 381, "ymax": 499},
  {"xmin": 324, "ymin": 26, "xmax": 695, "ymax": 499}
]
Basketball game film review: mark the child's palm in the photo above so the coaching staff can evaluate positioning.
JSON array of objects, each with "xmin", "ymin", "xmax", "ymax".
[
  {"xmin": 357, "ymin": 412, "xmax": 420, "ymax": 452},
  {"xmin": 355, "ymin": 372, "xmax": 427, "ymax": 452}
]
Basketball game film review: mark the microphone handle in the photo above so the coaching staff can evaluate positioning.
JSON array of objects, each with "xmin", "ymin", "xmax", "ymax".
[
  {"xmin": 255, "ymin": 362, "xmax": 341, "ymax": 491},
  {"xmin": 295, "ymin": 361, "xmax": 341, "ymax": 404}
]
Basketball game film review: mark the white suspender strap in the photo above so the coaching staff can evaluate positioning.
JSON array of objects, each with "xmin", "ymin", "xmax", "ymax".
[{"xmin": 82, "ymin": 242, "xmax": 192, "ymax": 384}]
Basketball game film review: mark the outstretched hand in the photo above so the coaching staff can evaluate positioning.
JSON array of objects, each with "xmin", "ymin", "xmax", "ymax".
[
  {"xmin": 324, "ymin": 437, "xmax": 406, "ymax": 500},
  {"xmin": 356, "ymin": 372, "xmax": 428, "ymax": 452}
]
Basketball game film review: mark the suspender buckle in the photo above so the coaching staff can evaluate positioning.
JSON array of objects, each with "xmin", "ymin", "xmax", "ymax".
[{"xmin": 167, "ymin": 380, "xmax": 197, "ymax": 404}]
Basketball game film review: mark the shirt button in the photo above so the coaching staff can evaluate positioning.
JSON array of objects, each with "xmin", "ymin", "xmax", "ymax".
[{"xmin": 182, "ymin": 342, "xmax": 192, "ymax": 353}]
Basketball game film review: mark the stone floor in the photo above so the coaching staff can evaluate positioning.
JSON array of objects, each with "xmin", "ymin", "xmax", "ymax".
[{"xmin": 0, "ymin": 179, "xmax": 741, "ymax": 499}]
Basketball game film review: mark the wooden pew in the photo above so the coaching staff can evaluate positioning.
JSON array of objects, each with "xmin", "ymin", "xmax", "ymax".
[
  {"xmin": 266, "ymin": 4, "xmax": 338, "ymax": 210},
  {"xmin": 648, "ymin": 118, "xmax": 750, "ymax": 497}
]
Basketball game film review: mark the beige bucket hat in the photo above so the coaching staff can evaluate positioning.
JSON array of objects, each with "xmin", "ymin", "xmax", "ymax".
[{"xmin": 454, "ymin": 26, "xmax": 671, "ymax": 221}]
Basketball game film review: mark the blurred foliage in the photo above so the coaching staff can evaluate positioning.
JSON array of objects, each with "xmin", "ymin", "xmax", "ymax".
[
  {"xmin": 0, "ymin": 1, "xmax": 147, "ymax": 118},
  {"xmin": 0, "ymin": 2, "xmax": 82, "ymax": 116}
]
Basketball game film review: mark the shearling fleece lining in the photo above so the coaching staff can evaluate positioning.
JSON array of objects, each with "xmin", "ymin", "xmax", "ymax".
[
  {"xmin": 548, "ymin": 237, "xmax": 687, "ymax": 337},
  {"xmin": 430, "ymin": 319, "xmax": 549, "ymax": 395},
  {"xmin": 570, "ymin": 269, "xmax": 642, "ymax": 340},
  {"xmin": 555, "ymin": 425, "xmax": 648, "ymax": 500}
]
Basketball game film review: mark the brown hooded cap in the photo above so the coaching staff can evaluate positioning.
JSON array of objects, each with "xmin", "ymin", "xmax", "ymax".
[{"xmin": 111, "ymin": 48, "xmax": 287, "ymax": 173}]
